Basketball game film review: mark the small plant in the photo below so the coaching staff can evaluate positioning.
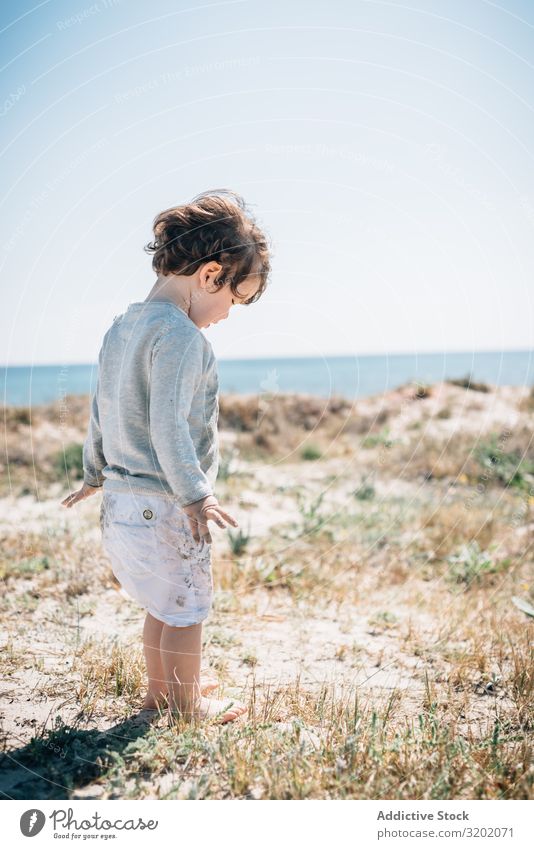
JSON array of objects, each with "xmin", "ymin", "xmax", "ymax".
[
  {"xmin": 208, "ymin": 629, "xmax": 239, "ymax": 648},
  {"xmin": 10, "ymin": 556, "xmax": 51, "ymax": 578},
  {"xmin": 53, "ymin": 443, "xmax": 84, "ymax": 478},
  {"xmin": 368, "ymin": 611, "xmax": 399, "ymax": 631},
  {"xmin": 353, "ymin": 476, "xmax": 375, "ymax": 501},
  {"xmin": 446, "ymin": 541, "xmax": 505, "ymax": 585},
  {"xmin": 295, "ymin": 489, "xmax": 328, "ymax": 535},
  {"xmin": 474, "ymin": 436, "xmax": 533, "ymax": 491},
  {"xmin": 301, "ymin": 443, "xmax": 322, "ymax": 461},
  {"xmin": 227, "ymin": 522, "xmax": 251, "ymax": 556},
  {"xmin": 362, "ymin": 427, "xmax": 393, "ymax": 449}
]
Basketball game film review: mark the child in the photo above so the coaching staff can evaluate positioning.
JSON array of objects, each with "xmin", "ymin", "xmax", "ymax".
[{"xmin": 61, "ymin": 189, "xmax": 271, "ymax": 724}]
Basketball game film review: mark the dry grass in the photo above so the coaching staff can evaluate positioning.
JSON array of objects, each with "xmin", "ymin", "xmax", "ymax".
[{"xmin": 0, "ymin": 381, "xmax": 532, "ymax": 799}]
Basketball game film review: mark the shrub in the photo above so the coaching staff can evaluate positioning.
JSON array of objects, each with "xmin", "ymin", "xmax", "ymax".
[
  {"xmin": 53, "ymin": 443, "xmax": 84, "ymax": 478},
  {"xmin": 519, "ymin": 385, "xmax": 534, "ymax": 413},
  {"xmin": 474, "ymin": 435, "xmax": 534, "ymax": 491},
  {"xmin": 227, "ymin": 524, "xmax": 251, "ymax": 556},
  {"xmin": 445, "ymin": 541, "xmax": 508, "ymax": 586},
  {"xmin": 2, "ymin": 406, "xmax": 32, "ymax": 427},
  {"xmin": 447, "ymin": 374, "xmax": 490, "ymax": 392},
  {"xmin": 301, "ymin": 444, "xmax": 322, "ymax": 461},
  {"xmin": 295, "ymin": 489, "xmax": 329, "ymax": 536},
  {"xmin": 413, "ymin": 383, "xmax": 432, "ymax": 399},
  {"xmin": 353, "ymin": 476, "xmax": 375, "ymax": 501},
  {"xmin": 362, "ymin": 427, "xmax": 393, "ymax": 449}
]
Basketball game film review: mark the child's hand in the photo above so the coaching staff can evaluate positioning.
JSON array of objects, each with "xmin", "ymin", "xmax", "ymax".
[
  {"xmin": 60, "ymin": 482, "xmax": 101, "ymax": 508},
  {"xmin": 182, "ymin": 494, "xmax": 239, "ymax": 544}
]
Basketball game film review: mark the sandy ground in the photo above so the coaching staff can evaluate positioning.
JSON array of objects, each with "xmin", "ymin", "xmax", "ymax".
[{"xmin": 0, "ymin": 380, "xmax": 531, "ymax": 799}]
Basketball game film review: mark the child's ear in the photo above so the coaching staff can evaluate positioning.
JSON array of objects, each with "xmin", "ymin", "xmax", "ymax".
[{"xmin": 200, "ymin": 261, "xmax": 223, "ymax": 288}]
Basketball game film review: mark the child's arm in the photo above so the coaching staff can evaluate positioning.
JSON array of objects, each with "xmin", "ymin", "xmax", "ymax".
[
  {"xmin": 61, "ymin": 366, "xmax": 106, "ymax": 508},
  {"xmin": 149, "ymin": 329, "xmax": 214, "ymax": 507},
  {"xmin": 62, "ymin": 332, "xmax": 109, "ymax": 509},
  {"xmin": 82, "ymin": 379, "xmax": 106, "ymax": 489},
  {"xmin": 82, "ymin": 337, "xmax": 108, "ymax": 489}
]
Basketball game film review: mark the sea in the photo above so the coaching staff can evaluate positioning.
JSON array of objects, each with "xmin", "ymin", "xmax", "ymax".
[{"xmin": 1, "ymin": 350, "xmax": 533, "ymax": 408}]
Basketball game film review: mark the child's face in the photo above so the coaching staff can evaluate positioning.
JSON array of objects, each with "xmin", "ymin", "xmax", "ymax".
[{"xmin": 190, "ymin": 263, "xmax": 263, "ymax": 329}]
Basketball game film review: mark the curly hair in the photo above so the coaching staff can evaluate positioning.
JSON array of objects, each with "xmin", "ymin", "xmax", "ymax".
[{"xmin": 144, "ymin": 188, "xmax": 271, "ymax": 304}]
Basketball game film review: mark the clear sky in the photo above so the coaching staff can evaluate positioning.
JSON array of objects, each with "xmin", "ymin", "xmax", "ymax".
[{"xmin": 1, "ymin": 0, "xmax": 533, "ymax": 365}]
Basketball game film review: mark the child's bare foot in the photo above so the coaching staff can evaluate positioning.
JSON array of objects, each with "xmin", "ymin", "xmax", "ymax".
[
  {"xmin": 142, "ymin": 676, "xmax": 219, "ymax": 710},
  {"xmin": 169, "ymin": 696, "xmax": 248, "ymax": 724}
]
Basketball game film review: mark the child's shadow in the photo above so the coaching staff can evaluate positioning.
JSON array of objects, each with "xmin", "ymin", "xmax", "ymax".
[{"xmin": 0, "ymin": 710, "xmax": 159, "ymax": 800}]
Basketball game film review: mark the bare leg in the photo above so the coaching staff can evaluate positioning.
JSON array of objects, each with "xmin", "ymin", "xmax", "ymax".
[
  {"xmin": 142, "ymin": 612, "xmax": 167, "ymax": 708},
  {"xmin": 160, "ymin": 622, "xmax": 203, "ymax": 714},
  {"xmin": 142, "ymin": 612, "xmax": 218, "ymax": 709},
  {"xmin": 160, "ymin": 621, "xmax": 248, "ymax": 723}
]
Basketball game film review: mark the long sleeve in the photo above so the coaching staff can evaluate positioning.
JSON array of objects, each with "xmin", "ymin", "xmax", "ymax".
[
  {"xmin": 148, "ymin": 328, "xmax": 214, "ymax": 507},
  {"xmin": 83, "ymin": 370, "xmax": 106, "ymax": 487}
]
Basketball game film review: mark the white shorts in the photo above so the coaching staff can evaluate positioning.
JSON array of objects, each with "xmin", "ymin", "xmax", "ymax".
[{"xmin": 100, "ymin": 490, "xmax": 213, "ymax": 627}]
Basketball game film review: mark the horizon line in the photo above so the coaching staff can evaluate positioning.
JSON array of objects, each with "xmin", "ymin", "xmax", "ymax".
[{"xmin": 1, "ymin": 346, "xmax": 533, "ymax": 369}]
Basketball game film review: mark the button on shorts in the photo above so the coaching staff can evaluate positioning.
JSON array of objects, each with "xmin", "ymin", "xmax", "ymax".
[{"xmin": 100, "ymin": 490, "xmax": 213, "ymax": 627}]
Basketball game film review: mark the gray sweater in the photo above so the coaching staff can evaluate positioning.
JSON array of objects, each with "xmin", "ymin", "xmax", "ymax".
[{"xmin": 83, "ymin": 300, "xmax": 219, "ymax": 506}]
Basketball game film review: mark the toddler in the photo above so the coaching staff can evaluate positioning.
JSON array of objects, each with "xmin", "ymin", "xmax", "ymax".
[{"xmin": 61, "ymin": 189, "xmax": 271, "ymax": 724}]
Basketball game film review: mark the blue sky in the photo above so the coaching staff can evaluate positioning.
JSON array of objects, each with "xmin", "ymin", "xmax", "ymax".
[{"xmin": 1, "ymin": 0, "xmax": 533, "ymax": 365}]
